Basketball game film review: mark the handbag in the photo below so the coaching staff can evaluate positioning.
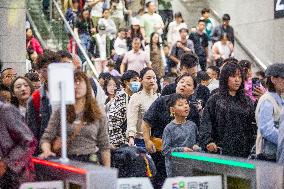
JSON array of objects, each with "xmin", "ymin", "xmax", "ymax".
[
  {"xmin": 150, "ymin": 137, "xmax": 162, "ymax": 152},
  {"xmin": 51, "ymin": 121, "xmax": 85, "ymax": 155},
  {"xmin": 256, "ymin": 121, "xmax": 279, "ymax": 161}
]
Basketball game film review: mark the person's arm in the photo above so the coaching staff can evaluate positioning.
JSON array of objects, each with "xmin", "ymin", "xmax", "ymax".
[
  {"xmin": 97, "ymin": 116, "xmax": 111, "ymax": 167},
  {"xmin": 100, "ymin": 149, "xmax": 111, "ymax": 167},
  {"xmin": 126, "ymin": 94, "xmax": 140, "ymax": 142},
  {"xmin": 169, "ymin": 44, "xmax": 180, "ymax": 65},
  {"xmin": 143, "ymin": 98, "xmax": 163, "ymax": 153},
  {"xmin": 199, "ymin": 96, "xmax": 218, "ymax": 152},
  {"xmin": 2, "ymin": 105, "xmax": 37, "ymax": 175},
  {"xmin": 120, "ymin": 53, "xmax": 128, "ymax": 74},
  {"xmin": 212, "ymin": 43, "xmax": 221, "ymax": 60},
  {"xmin": 257, "ymin": 100, "xmax": 279, "ymax": 144},
  {"xmin": 143, "ymin": 121, "xmax": 156, "ymax": 153},
  {"xmin": 39, "ymin": 110, "xmax": 61, "ymax": 158}
]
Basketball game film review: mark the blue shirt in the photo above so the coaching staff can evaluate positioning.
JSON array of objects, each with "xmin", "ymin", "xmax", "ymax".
[
  {"xmin": 277, "ymin": 108, "xmax": 284, "ymax": 163},
  {"xmin": 258, "ymin": 92, "xmax": 284, "ymax": 144}
]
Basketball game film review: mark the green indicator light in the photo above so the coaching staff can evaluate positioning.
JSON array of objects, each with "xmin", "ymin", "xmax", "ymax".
[{"xmin": 172, "ymin": 152, "xmax": 255, "ymax": 170}]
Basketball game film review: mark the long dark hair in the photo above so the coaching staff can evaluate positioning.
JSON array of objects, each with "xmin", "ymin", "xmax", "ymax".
[
  {"xmin": 150, "ymin": 32, "xmax": 161, "ymax": 51},
  {"xmin": 130, "ymin": 25, "xmax": 143, "ymax": 40},
  {"xmin": 239, "ymin": 60, "xmax": 251, "ymax": 81},
  {"xmin": 219, "ymin": 61, "xmax": 246, "ymax": 100},
  {"xmin": 79, "ymin": 8, "xmax": 92, "ymax": 22}
]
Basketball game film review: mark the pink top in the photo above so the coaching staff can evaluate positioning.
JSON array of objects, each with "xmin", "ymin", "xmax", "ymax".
[
  {"xmin": 108, "ymin": 69, "xmax": 121, "ymax": 77},
  {"xmin": 122, "ymin": 50, "xmax": 150, "ymax": 74},
  {"xmin": 27, "ymin": 37, "xmax": 43, "ymax": 54},
  {"xmin": 244, "ymin": 77, "xmax": 266, "ymax": 102}
]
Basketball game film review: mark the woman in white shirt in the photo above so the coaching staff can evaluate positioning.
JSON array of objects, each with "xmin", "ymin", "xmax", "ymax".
[
  {"xmin": 127, "ymin": 68, "xmax": 159, "ymax": 148},
  {"xmin": 212, "ymin": 33, "xmax": 234, "ymax": 66},
  {"xmin": 167, "ymin": 12, "xmax": 188, "ymax": 47}
]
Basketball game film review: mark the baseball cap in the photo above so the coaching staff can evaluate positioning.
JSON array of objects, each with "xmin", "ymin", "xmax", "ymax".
[{"xmin": 265, "ymin": 63, "xmax": 284, "ymax": 78}]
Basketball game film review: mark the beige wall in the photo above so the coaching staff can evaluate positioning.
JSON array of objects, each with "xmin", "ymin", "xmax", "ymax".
[
  {"xmin": 208, "ymin": 0, "xmax": 284, "ymax": 66},
  {"xmin": 0, "ymin": 0, "xmax": 26, "ymax": 75}
]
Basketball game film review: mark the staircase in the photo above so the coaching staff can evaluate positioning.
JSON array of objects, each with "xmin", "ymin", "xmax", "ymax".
[{"xmin": 172, "ymin": 0, "xmax": 263, "ymax": 71}]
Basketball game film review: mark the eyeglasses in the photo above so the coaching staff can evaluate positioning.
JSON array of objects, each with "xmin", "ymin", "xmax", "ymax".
[{"xmin": 4, "ymin": 74, "xmax": 17, "ymax": 79}]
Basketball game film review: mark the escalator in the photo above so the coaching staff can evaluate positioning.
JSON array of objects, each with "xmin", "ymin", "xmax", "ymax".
[{"xmin": 27, "ymin": 0, "xmax": 69, "ymax": 51}]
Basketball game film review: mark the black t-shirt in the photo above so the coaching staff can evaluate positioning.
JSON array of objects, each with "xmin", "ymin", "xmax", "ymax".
[
  {"xmin": 75, "ymin": 18, "xmax": 94, "ymax": 35},
  {"xmin": 143, "ymin": 94, "xmax": 200, "ymax": 138},
  {"xmin": 189, "ymin": 32, "xmax": 209, "ymax": 57},
  {"xmin": 161, "ymin": 83, "xmax": 210, "ymax": 106}
]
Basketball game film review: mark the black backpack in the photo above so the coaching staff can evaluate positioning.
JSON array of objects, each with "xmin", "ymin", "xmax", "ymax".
[{"xmin": 111, "ymin": 146, "xmax": 156, "ymax": 178}]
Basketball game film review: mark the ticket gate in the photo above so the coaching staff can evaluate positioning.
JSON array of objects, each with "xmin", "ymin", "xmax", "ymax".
[
  {"xmin": 171, "ymin": 152, "xmax": 284, "ymax": 189},
  {"xmin": 32, "ymin": 158, "xmax": 118, "ymax": 189}
]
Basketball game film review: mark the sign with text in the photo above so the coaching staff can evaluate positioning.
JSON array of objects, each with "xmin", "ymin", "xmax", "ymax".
[
  {"xmin": 275, "ymin": 0, "xmax": 284, "ymax": 18},
  {"xmin": 117, "ymin": 178, "xmax": 154, "ymax": 189},
  {"xmin": 19, "ymin": 181, "xmax": 64, "ymax": 189},
  {"xmin": 162, "ymin": 176, "xmax": 222, "ymax": 189}
]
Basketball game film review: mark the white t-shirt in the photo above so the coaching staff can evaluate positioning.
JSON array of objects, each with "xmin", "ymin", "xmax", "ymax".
[
  {"xmin": 216, "ymin": 41, "xmax": 233, "ymax": 59},
  {"xmin": 140, "ymin": 13, "xmax": 164, "ymax": 43},
  {"xmin": 90, "ymin": 1, "xmax": 104, "ymax": 17},
  {"xmin": 98, "ymin": 18, "xmax": 117, "ymax": 39},
  {"xmin": 167, "ymin": 21, "xmax": 188, "ymax": 45},
  {"xmin": 95, "ymin": 33, "xmax": 107, "ymax": 60},
  {"xmin": 114, "ymin": 37, "xmax": 127, "ymax": 55},
  {"xmin": 110, "ymin": 0, "xmax": 126, "ymax": 20}
]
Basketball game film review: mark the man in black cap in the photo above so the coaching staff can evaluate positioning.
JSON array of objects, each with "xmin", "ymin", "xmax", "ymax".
[{"xmin": 212, "ymin": 13, "xmax": 235, "ymax": 45}]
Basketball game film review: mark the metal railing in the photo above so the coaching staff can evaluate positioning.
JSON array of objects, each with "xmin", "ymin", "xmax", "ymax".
[
  {"xmin": 50, "ymin": 0, "xmax": 99, "ymax": 78},
  {"xmin": 210, "ymin": 8, "xmax": 268, "ymax": 70}
]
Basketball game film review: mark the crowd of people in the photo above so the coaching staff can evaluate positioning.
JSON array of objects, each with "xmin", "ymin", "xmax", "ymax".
[{"xmin": 0, "ymin": 0, "xmax": 284, "ymax": 188}]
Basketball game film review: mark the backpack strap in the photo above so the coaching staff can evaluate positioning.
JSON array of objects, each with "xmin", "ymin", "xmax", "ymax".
[{"xmin": 32, "ymin": 89, "xmax": 41, "ymax": 124}]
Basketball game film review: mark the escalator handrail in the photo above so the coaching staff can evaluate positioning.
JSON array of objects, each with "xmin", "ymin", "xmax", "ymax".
[{"xmin": 51, "ymin": 0, "xmax": 99, "ymax": 78}]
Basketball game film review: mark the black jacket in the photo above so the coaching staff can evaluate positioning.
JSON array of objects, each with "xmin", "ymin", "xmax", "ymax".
[
  {"xmin": 199, "ymin": 93, "xmax": 256, "ymax": 157},
  {"xmin": 212, "ymin": 24, "xmax": 235, "ymax": 45}
]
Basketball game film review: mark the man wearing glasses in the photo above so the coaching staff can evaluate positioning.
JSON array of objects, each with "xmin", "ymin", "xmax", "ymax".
[{"xmin": 0, "ymin": 68, "xmax": 17, "ymax": 89}]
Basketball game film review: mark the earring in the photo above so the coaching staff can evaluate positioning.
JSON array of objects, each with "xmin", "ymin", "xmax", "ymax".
[{"xmin": 170, "ymin": 112, "xmax": 175, "ymax": 117}]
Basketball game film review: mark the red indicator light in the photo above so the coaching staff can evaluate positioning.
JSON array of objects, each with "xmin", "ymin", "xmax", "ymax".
[{"xmin": 32, "ymin": 158, "xmax": 87, "ymax": 175}]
